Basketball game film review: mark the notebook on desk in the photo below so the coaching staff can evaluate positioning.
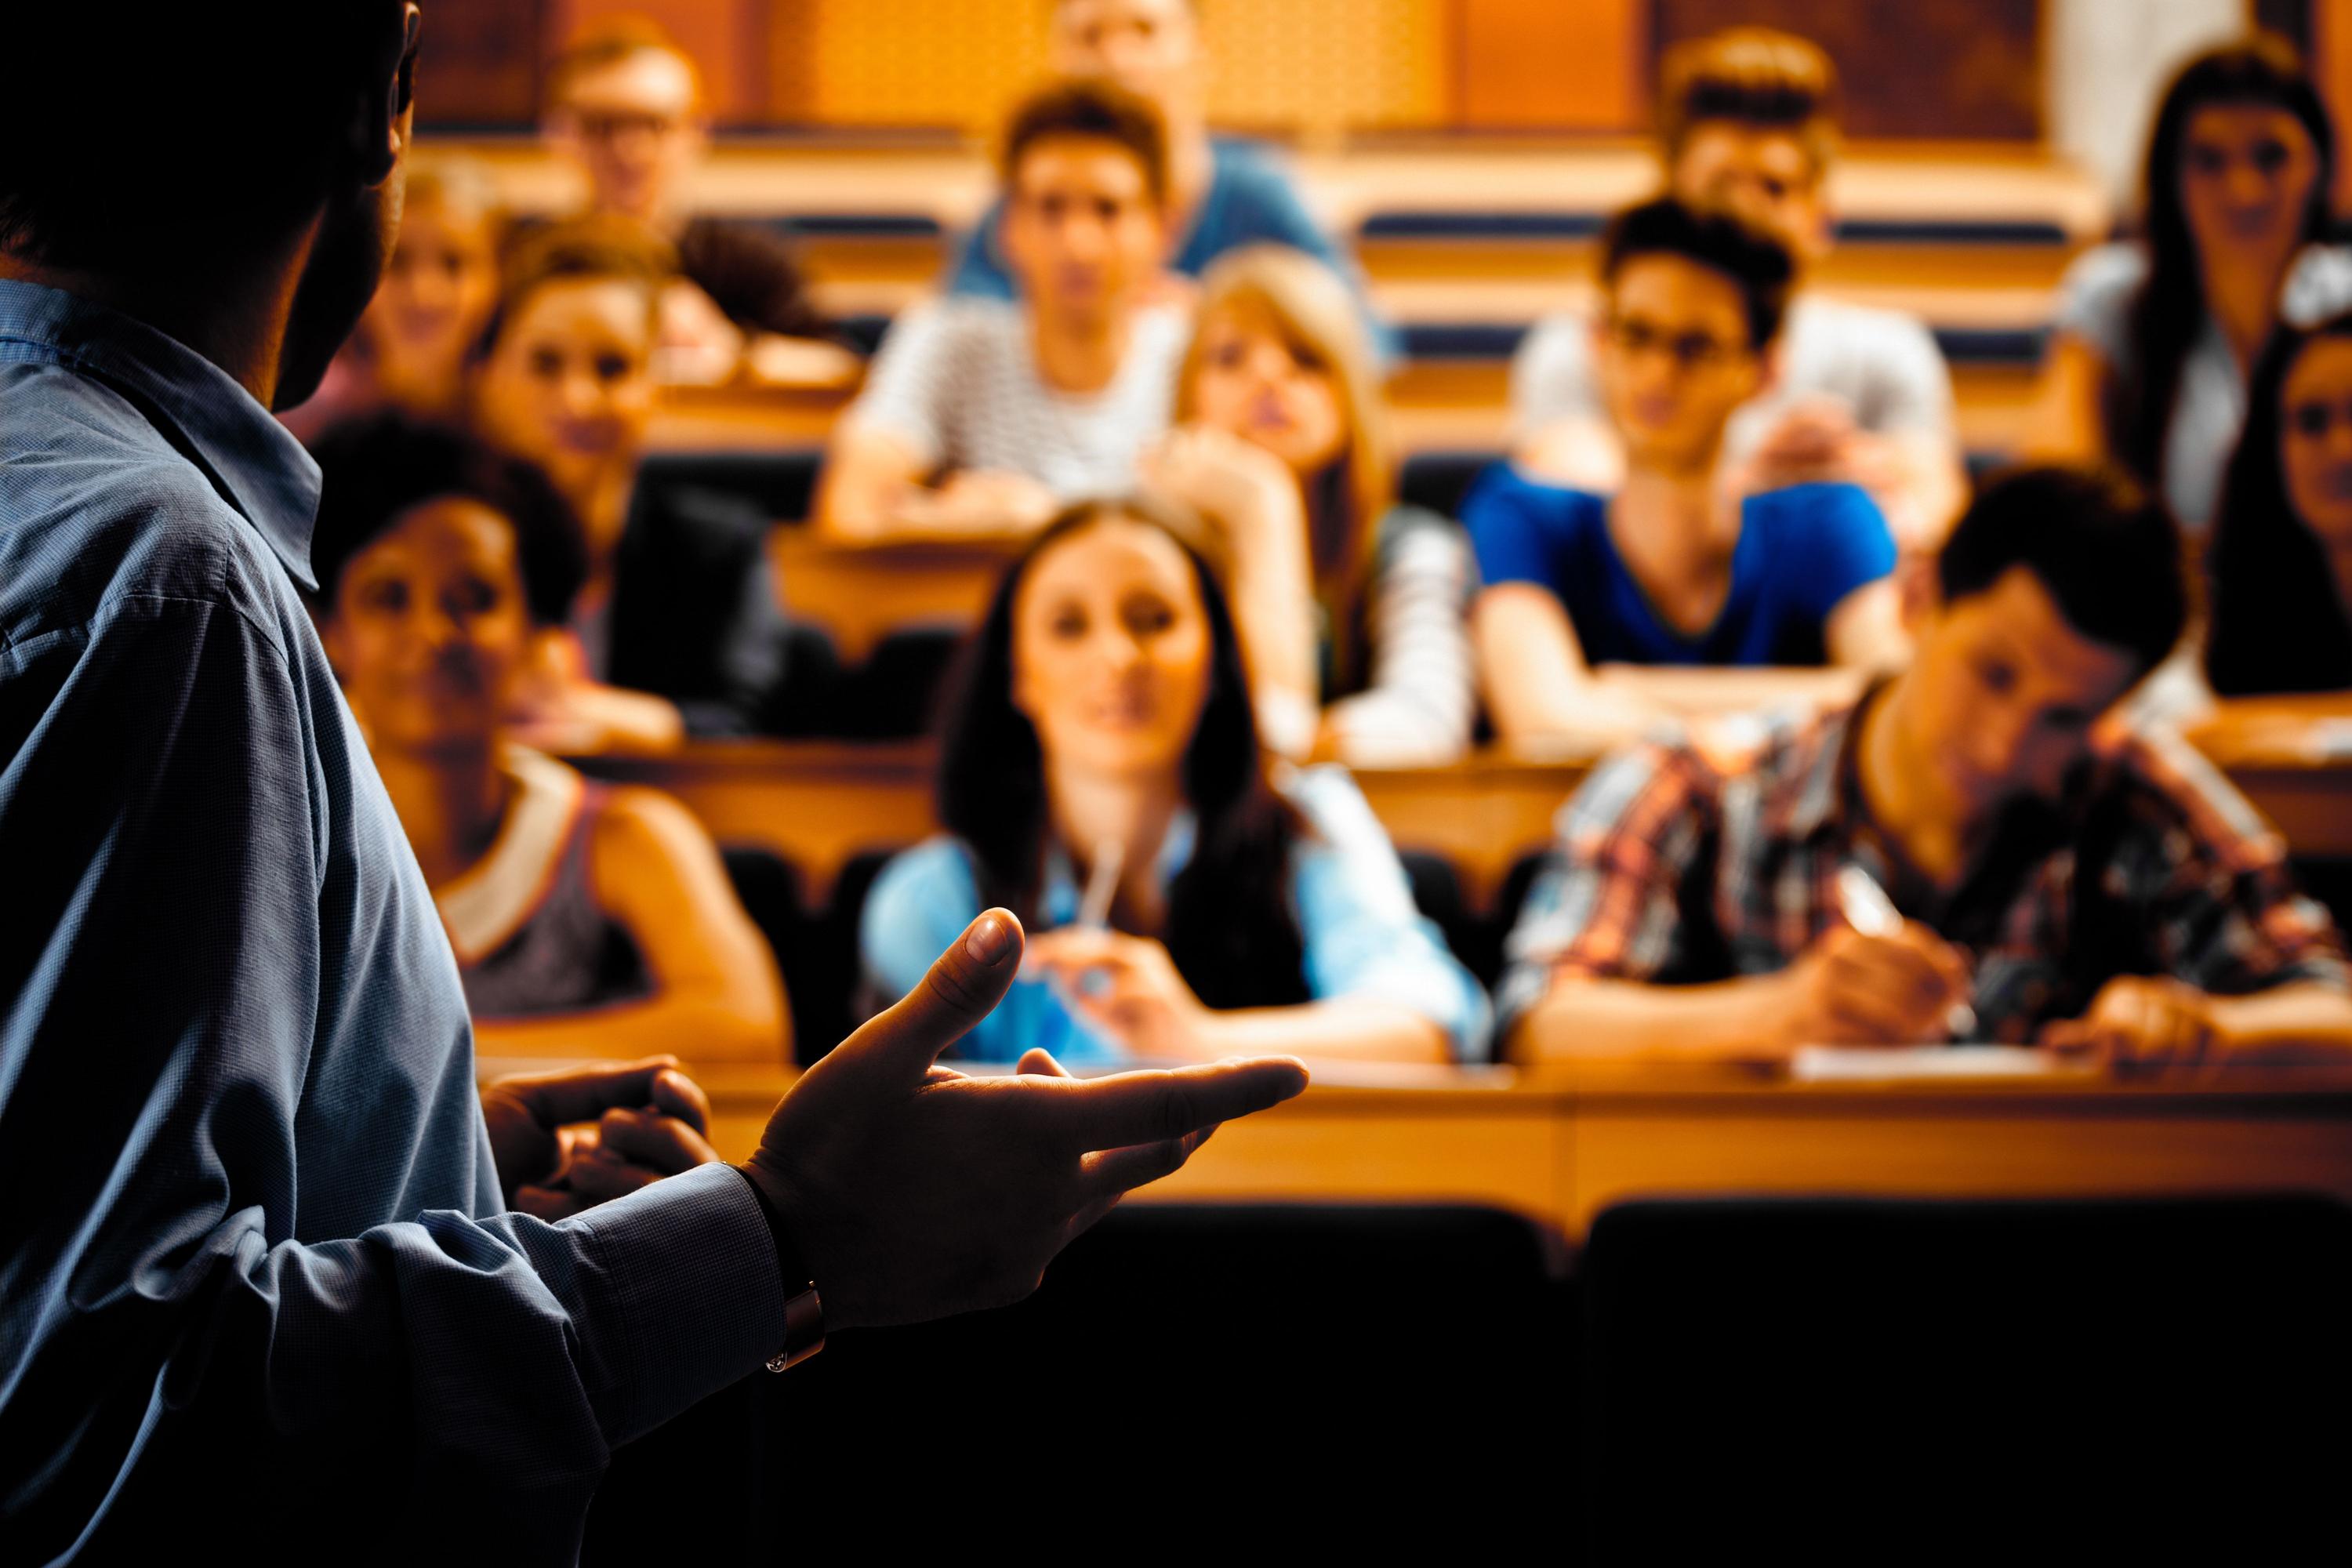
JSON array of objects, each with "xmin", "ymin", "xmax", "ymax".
[{"xmin": 1789, "ymin": 1045, "xmax": 2092, "ymax": 1083}]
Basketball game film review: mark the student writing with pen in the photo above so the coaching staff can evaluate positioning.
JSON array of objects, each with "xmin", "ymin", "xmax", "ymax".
[{"xmin": 1497, "ymin": 466, "xmax": 2352, "ymax": 1073}]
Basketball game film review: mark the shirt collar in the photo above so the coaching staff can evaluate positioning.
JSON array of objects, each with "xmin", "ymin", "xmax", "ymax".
[
  {"xmin": 1040, "ymin": 810, "xmax": 1200, "ymax": 927},
  {"xmin": 0, "ymin": 278, "xmax": 324, "ymax": 588}
]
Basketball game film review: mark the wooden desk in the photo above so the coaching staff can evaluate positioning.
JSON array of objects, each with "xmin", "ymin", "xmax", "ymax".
[
  {"xmin": 770, "ymin": 532, "xmax": 1025, "ymax": 662},
  {"xmin": 497, "ymin": 1055, "xmax": 2352, "ymax": 1240}
]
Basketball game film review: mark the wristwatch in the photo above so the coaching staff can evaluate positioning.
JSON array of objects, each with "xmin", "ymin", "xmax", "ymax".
[{"xmin": 735, "ymin": 1164, "xmax": 826, "ymax": 1372}]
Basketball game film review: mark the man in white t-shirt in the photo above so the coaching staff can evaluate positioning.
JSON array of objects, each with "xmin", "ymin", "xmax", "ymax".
[
  {"xmin": 818, "ymin": 78, "xmax": 1187, "ymax": 538},
  {"xmin": 1512, "ymin": 27, "xmax": 1966, "ymax": 550}
]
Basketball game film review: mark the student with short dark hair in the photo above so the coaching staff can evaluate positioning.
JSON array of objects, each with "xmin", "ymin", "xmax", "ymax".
[
  {"xmin": 1501, "ymin": 463, "xmax": 2352, "ymax": 1070},
  {"xmin": 310, "ymin": 414, "xmax": 787, "ymax": 1062},
  {"xmin": 819, "ymin": 78, "xmax": 1188, "ymax": 538},
  {"xmin": 2029, "ymin": 34, "xmax": 2352, "ymax": 533},
  {"xmin": 472, "ymin": 216, "xmax": 824, "ymax": 746},
  {"xmin": 861, "ymin": 498, "xmax": 1490, "ymax": 1065},
  {"xmin": 2208, "ymin": 310, "xmax": 2352, "ymax": 695},
  {"xmin": 1512, "ymin": 26, "xmax": 1964, "ymax": 546},
  {"xmin": 946, "ymin": 0, "xmax": 1381, "ymax": 345},
  {"xmin": 543, "ymin": 16, "xmax": 840, "ymax": 378},
  {"xmin": 1469, "ymin": 197, "xmax": 1906, "ymax": 750}
]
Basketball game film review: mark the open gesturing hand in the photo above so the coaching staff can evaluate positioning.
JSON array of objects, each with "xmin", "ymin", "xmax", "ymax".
[{"xmin": 742, "ymin": 909, "xmax": 1308, "ymax": 1330}]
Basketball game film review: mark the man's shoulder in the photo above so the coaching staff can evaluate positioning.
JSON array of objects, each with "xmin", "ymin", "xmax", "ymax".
[
  {"xmin": 1790, "ymin": 294, "xmax": 1942, "ymax": 365},
  {"xmin": 1208, "ymin": 137, "xmax": 1308, "ymax": 206},
  {"xmin": 2092, "ymin": 723, "xmax": 2285, "ymax": 869},
  {"xmin": 0, "ymin": 367, "xmax": 292, "ymax": 661}
]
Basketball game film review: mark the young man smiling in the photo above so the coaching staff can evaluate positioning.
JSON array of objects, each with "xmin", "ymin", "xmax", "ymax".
[
  {"xmin": 1499, "ymin": 465, "xmax": 2352, "ymax": 1070},
  {"xmin": 818, "ymin": 78, "xmax": 1187, "ymax": 538}
]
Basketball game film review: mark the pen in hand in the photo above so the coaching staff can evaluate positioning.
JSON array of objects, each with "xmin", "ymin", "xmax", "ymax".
[{"xmin": 1835, "ymin": 864, "xmax": 1980, "ymax": 1040}]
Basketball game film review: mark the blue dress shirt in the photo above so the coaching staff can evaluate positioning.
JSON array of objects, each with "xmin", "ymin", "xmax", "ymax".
[
  {"xmin": 861, "ymin": 765, "xmax": 1492, "ymax": 1064},
  {"xmin": 0, "ymin": 281, "xmax": 784, "ymax": 1561}
]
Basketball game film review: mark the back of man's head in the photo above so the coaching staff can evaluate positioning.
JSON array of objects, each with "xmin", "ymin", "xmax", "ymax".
[
  {"xmin": 1659, "ymin": 27, "xmax": 1840, "ymax": 172},
  {"xmin": 1599, "ymin": 196, "xmax": 1795, "ymax": 349},
  {"xmin": 0, "ymin": 6, "xmax": 395, "ymax": 271},
  {"xmin": 1939, "ymin": 465, "xmax": 2188, "ymax": 675}
]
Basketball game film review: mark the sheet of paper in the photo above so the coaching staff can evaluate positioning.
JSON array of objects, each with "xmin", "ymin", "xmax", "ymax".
[{"xmin": 1789, "ymin": 1045, "xmax": 2087, "ymax": 1083}]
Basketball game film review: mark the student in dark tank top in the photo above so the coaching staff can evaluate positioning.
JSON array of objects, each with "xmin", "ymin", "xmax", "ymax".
[{"xmin": 309, "ymin": 413, "xmax": 788, "ymax": 1062}]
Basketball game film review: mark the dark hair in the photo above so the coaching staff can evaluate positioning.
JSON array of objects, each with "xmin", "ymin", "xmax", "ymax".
[
  {"xmin": 2112, "ymin": 34, "xmax": 2336, "ymax": 487},
  {"xmin": 1000, "ymin": 78, "xmax": 1171, "ymax": 208},
  {"xmin": 307, "ymin": 413, "xmax": 590, "ymax": 628},
  {"xmin": 936, "ymin": 496, "xmax": 1309, "ymax": 1010},
  {"xmin": 476, "ymin": 215, "xmax": 674, "ymax": 361},
  {"xmin": 1938, "ymin": 465, "xmax": 2188, "ymax": 674},
  {"xmin": 1659, "ymin": 26, "xmax": 1840, "ymax": 172},
  {"xmin": 0, "ymin": 7, "xmax": 392, "ymax": 268},
  {"xmin": 2207, "ymin": 311, "xmax": 2352, "ymax": 694},
  {"xmin": 1599, "ymin": 196, "xmax": 1795, "ymax": 349}
]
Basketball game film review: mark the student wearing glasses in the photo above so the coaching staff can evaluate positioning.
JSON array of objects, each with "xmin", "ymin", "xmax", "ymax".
[{"xmin": 1466, "ymin": 198, "xmax": 1907, "ymax": 751}]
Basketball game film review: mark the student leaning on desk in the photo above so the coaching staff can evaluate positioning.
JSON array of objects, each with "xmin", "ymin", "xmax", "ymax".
[{"xmin": 1500, "ymin": 465, "xmax": 2352, "ymax": 1072}]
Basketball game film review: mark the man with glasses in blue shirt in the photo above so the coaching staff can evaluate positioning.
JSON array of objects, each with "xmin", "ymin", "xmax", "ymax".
[
  {"xmin": 0, "ymin": 5, "xmax": 1304, "ymax": 1556},
  {"xmin": 1465, "ymin": 197, "xmax": 1911, "ymax": 753}
]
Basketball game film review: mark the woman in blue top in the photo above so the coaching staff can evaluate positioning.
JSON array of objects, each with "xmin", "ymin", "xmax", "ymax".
[
  {"xmin": 861, "ymin": 496, "xmax": 1490, "ymax": 1065},
  {"xmin": 1467, "ymin": 198, "xmax": 1907, "ymax": 751}
]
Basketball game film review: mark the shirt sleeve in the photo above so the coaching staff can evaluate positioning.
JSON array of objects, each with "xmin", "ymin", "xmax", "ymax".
[
  {"xmin": 1786, "ymin": 484, "xmax": 1899, "ymax": 622},
  {"xmin": 2125, "ymin": 734, "xmax": 2352, "ymax": 996},
  {"xmin": 1284, "ymin": 766, "xmax": 1494, "ymax": 1061},
  {"xmin": 1323, "ymin": 512, "xmax": 1479, "ymax": 767},
  {"xmin": 1510, "ymin": 311, "xmax": 1604, "ymax": 437},
  {"xmin": 1495, "ymin": 743, "xmax": 1721, "ymax": 1034},
  {"xmin": 0, "ymin": 594, "xmax": 786, "ymax": 1540},
  {"xmin": 943, "ymin": 201, "xmax": 1021, "ymax": 300},
  {"xmin": 1465, "ymin": 466, "xmax": 1589, "ymax": 593},
  {"xmin": 2052, "ymin": 243, "xmax": 2147, "ymax": 369},
  {"xmin": 840, "ymin": 299, "xmax": 958, "ymax": 469},
  {"xmin": 1853, "ymin": 310, "xmax": 1958, "ymax": 438}
]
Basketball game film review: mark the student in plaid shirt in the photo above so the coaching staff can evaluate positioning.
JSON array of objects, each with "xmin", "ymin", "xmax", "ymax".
[{"xmin": 1501, "ymin": 465, "xmax": 2352, "ymax": 1069}]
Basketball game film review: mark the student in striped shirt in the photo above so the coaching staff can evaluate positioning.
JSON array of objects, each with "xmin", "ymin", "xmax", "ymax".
[
  {"xmin": 1501, "ymin": 465, "xmax": 2352, "ymax": 1070},
  {"xmin": 1144, "ymin": 245, "xmax": 1477, "ymax": 765}
]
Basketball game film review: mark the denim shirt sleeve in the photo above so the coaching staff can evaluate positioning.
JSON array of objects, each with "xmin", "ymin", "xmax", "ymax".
[{"xmin": 1284, "ymin": 766, "xmax": 1494, "ymax": 1061}]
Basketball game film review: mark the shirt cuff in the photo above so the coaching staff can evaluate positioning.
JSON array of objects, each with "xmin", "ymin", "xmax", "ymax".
[{"xmin": 568, "ymin": 1160, "xmax": 788, "ymax": 1443}]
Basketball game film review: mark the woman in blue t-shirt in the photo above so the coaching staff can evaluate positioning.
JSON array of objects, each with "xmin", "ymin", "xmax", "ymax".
[
  {"xmin": 859, "ymin": 496, "xmax": 1490, "ymax": 1066},
  {"xmin": 1468, "ymin": 198, "xmax": 1907, "ymax": 750}
]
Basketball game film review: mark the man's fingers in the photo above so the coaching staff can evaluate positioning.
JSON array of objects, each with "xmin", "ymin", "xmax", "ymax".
[
  {"xmin": 1038, "ymin": 1057, "xmax": 1307, "ymax": 1152},
  {"xmin": 833, "ymin": 909, "xmax": 1025, "ymax": 1086},
  {"xmin": 496, "ymin": 1056, "xmax": 682, "ymax": 1128},
  {"xmin": 1016, "ymin": 1047, "xmax": 1073, "ymax": 1078},
  {"xmin": 649, "ymin": 1069, "xmax": 712, "ymax": 1137},
  {"xmin": 514, "ymin": 1184, "xmax": 586, "ymax": 1221},
  {"xmin": 600, "ymin": 1107, "xmax": 720, "ymax": 1174},
  {"xmin": 1077, "ymin": 1124, "xmax": 1216, "ymax": 1203},
  {"xmin": 562, "ymin": 1150, "xmax": 666, "ymax": 1203}
]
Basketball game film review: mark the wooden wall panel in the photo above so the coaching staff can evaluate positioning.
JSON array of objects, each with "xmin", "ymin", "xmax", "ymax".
[
  {"xmin": 1654, "ymin": 0, "xmax": 2043, "ymax": 143},
  {"xmin": 2315, "ymin": 0, "xmax": 2352, "ymax": 209},
  {"xmin": 1454, "ymin": 0, "xmax": 1650, "ymax": 131},
  {"xmin": 543, "ymin": 0, "xmax": 771, "ymax": 124},
  {"xmin": 413, "ymin": 0, "xmax": 546, "ymax": 129}
]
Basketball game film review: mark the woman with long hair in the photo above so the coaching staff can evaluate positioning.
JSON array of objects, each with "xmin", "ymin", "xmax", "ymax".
[
  {"xmin": 1145, "ymin": 245, "xmax": 1477, "ymax": 764},
  {"xmin": 2207, "ymin": 310, "xmax": 2352, "ymax": 695},
  {"xmin": 859, "ymin": 497, "xmax": 1489, "ymax": 1065},
  {"xmin": 2027, "ymin": 34, "xmax": 2350, "ymax": 532},
  {"xmin": 310, "ymin": 414, "xmax": 788, "ymax": 1062}
]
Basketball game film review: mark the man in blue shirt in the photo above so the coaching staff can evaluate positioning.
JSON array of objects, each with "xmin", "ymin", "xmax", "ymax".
[
  {"xmin": 947, "ymin": 0, "xmax": 1391, "ymax": 354},
  {"xmin": 1466, "ymin": 198, "xmax": 1911, "ymax": 753},
  {"xmin": 0, "ymin": 6, "xmax": 1305, "ymax": 1557}
]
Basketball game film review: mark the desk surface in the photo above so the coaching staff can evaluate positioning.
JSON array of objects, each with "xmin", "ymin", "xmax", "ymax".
[{"xmin": 480, "ymin": 1053, "xmax": 2352, "ymax": 1238}]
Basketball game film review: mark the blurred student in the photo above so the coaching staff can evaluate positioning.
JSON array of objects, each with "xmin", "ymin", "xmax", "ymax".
[
  {"xmin": 286, "ymin": 154, "xmax": 504, "ymax": 441},
  {"xmin": 1512, "ymin": 27, "xmax": 1963, "ymax": 548},
  {"xmin": 2207, "ymin": 310, "xmax": 2352, "ymax": 696},
  {"xmin": 1501, "ymin": 465, "xmax": 2352, "ymax": 1071},
  {"xmin": 1145, "ymin": 245, "xmax": 1475, "ymax": 764},
  {"xmin": 1469, "ymin": 198, "xmax": 1905, "ymax": 751},
  {"xmin": 544, "ymin": 16, "xmax": 844, "ymax": 382},
  {"xmin": 862, "ymin": 497, "xmax": 1490, "ymax": 1065},
  {"xmin": 947, "ymin": 0, "xmax": 1367, "ymax": 325},
  {"xmin": 2028, "ymin": 34, "xmax": 2350, "ymax": 534},
  {"xmin": 474, "ymin": 217, "xmax": 822, "ymax": 744},
  {"xmin": 819, "ymin": 80, "xmax": 1186, "ymax": 538},
  {"xmin": 311, "ymin": 416, "xmax": 787, "ymax": 1061}
]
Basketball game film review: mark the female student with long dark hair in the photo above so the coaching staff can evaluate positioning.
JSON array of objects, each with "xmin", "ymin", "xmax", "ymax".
[
  {"xmin": 2028, "ymin": 34, "xmax": 2352, "ymax": 532},
  {"xmin": 310, "ymin": 414, "xmax": 787, "ymax": 1062},
  {"xmin": 2208, "ymin": 310, "xmax": 2352, "ymax": 695},
  {"xmin": 858, "ymin": 497, "xmax": 1489, "ymax": 1065}
]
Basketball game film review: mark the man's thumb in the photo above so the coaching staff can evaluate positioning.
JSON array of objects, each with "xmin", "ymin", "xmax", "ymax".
[{"xmin": 833, "ymin": 909, "xmax": 1025, "ymax": 1084}]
